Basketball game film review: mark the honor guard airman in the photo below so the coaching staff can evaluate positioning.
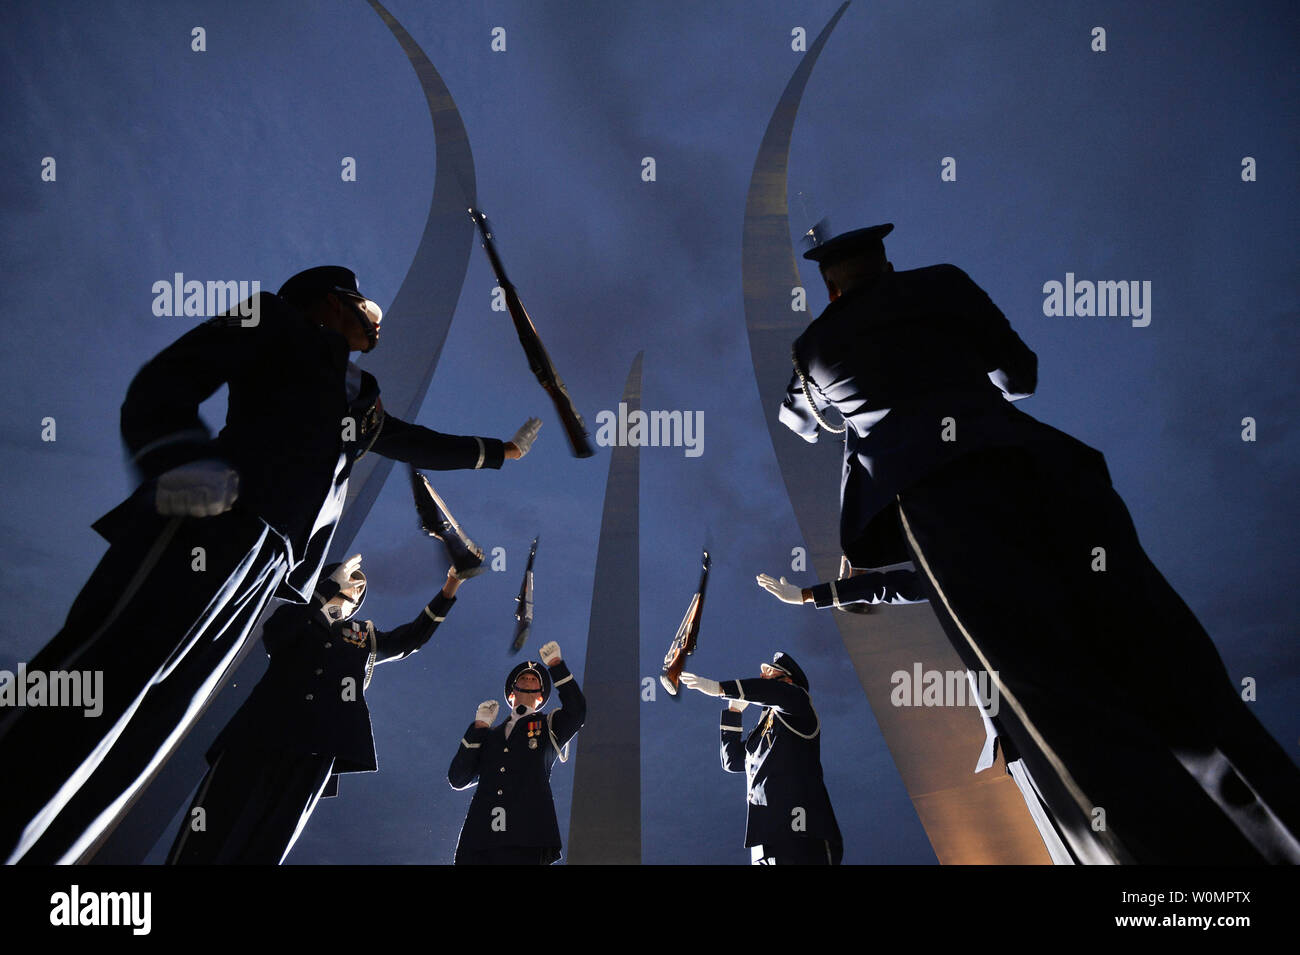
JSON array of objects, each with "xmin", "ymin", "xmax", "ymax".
[
  {"xmin": 759, "ymin": 224, "xmax": 1300, "ymax": 864},
  {"xmin": 0, "ymin": 264, "xmax": 542, "ymax": 864},
  {"xmin": 448, "ymin": 644, "xmax": 585, "ymax": 864},
  {"xmin": 168, "ymin": 552, "xmax": 468, "ymax": 864},
  {"xmin": 682, "ymin": 653, "xmax": 843, "ymax": 864}
]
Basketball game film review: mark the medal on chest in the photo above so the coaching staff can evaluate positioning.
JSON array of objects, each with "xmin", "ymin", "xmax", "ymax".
[
  {"xmin": 526, "ymin": 718, "xmax": 544, "ymax": 749},
  {"xmin": 341, "ymin": 620, "xmax": 371, "ymax": 648}
]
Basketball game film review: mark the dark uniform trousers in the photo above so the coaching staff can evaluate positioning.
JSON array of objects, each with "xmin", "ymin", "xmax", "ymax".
[
  {"xmin": 0, "ymin": 507, "xmax": 285, "ymax": 864},
  {"xmin": 719, "ymin": 680, "xmax": 844, "ymax": 866},
  {"xmin": 167, "ymin": 591, "xmax": 456, "ymax": 865},
  {"xmin": 167, "ymin": 748, "xmax": 335, "ymax": 865},
  {"xmin": 448, "ymin": 662, "xmax": 585, "ymax": 865},
  {"xmin": 897, "ymin": 443, "xmax": 1300, "ymax": 864}
]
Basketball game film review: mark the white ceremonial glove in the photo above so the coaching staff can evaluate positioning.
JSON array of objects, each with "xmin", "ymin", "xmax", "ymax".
[
  {"xmin": 328, "ymin": 554, "xmax": 363, "ymax": 589},
  {"xmin": 510, "ymin": 417, "xmax": 543, "ymax": 457},
  {"xmin": 155, "ymin": 459, "xmax": 240, "ymax": 517},
  {"xmin": 680, "ymin": 672, "xmax": 722, "ymax": 697},
  {"xmin": 728, "ymin": 699, "xmax": 749, "ymax": 713},
  {"xmin": 475, "ymin": 700, "xmax": 499, "ymax": 727},
  {"xmin": 539, "ymin": 640, "xmax": 561, "ymax": 666},
  {"xmin": 756, "ymin": 573, "xmax": 804, "ymax": 606}
]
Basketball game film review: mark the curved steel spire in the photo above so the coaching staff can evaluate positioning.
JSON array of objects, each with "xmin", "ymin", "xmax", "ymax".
[{"xmin": 333, "ymin": 0, "xmax": 480, "ymax": 550}]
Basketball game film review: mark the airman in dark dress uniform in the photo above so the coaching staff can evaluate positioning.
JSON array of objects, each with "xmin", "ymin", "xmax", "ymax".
[
  {"xmin": 682, "ymin": 653, "xmax": 842, "ymax": 864},
  {"xmin": 448, "ymin": 644, "xmax": 585, "ymax": 864},
  {"xmin": 167, "ymin": 555, "xmax": 465, "ymax": 864},
  {"xmin": 760, "ymin": 225, "xmax": 1300, "ymax": 864},
  {"xmin": 0, "ymin": 265, "xmax": 541, "ymax": 863}
]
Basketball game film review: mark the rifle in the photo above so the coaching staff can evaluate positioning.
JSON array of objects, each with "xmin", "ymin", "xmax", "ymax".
[
  {"xmin": 660, "ymin": 548, "xmax": 711, "ymax": 696},
  {"xmin": 408, "ymin": 467, "xmax": 485, "ymax": 578},
  {"xmin": 468, "ymin": 209, "xmax": 595, "ymax": 458},
  {"xmin": 511, "ymin": 536, "xmax": 539, "ymax": 653}
]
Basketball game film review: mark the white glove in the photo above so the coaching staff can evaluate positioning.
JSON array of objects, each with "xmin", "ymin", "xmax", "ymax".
[
  {"xmin": 680, "ymin": 672, "xmax": 722, "ymax": 697},
  {"xmin": 756, "ymin": 574, "xmax": 804, "ymax": 606},
  {"xmin": 474, "ymin": 700, "xmax": 499, "ymax": 726},
  {"xmin": 539, "ymin": 640, "xmax": 561, "ymax": 666},
  {"xmin": 510, "ymin": 417, "xmax": 543, "ymax": 457},
  {"xmin": 155, "ymin": 459, "xmax": 240, "ymax": 517},
  {"xmin": 329, "ymin": 554, "xmax": 363, "ymax": 589},
  {"xmin": 728, "ymin": 698, "xmax": 750, "ymax": 713}
]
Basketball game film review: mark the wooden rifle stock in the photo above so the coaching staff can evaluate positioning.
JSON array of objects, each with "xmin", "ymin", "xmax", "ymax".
[{"xmin": 661, "ymin": 549, "xmax": 711, "ymax": 696}]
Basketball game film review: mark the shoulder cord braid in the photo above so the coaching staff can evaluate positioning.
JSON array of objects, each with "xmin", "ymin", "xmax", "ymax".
[
  {"xmin": 791, "ymin": 344, "xmax": 846, "ymax": 435},
  {"xmin": 773, "ymin": 705, "xmax": 821, "ymax": 740},
  {"xmin": 547, "ymin": 712, "xmax": 570, "ymax": 763},
  {"xmin": 363, "ymin": 623, "xmax": 377, "ymax": 690}
]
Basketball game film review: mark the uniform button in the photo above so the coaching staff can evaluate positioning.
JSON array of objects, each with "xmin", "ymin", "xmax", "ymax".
[
  {"xmin": 324, "ymin": 642, "xmax": 332, "ymax": 648},
  {"xmin": 305, "ymin": 694, "xmax": 314, "ymax": 701},
  {"xmin": 499, "ymin": 767, "xmax": 505, "ymax": 772},
  {"xmin": 503, "ymin": 747, "xmax": 509, "ymax": 753},
  {"xmin": 496, "ymin": 790, "xmax": 503, "ymax": 796},
  {"xmin": 315, "ymin": 668, "xmax": 323, "ymax": 676}
]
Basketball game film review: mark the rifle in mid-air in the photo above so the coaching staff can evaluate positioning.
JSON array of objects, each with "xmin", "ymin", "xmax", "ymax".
[
  {"xmin": 408, "ymin": 466, "xmax": 485, "ymax": 578},
  {"xmin": 660, "ymin": 548, "xmax": 711, "ymax": 696},
  {"xmin": 468, "ymin": 208, "xmax": 595, "ymax": 458},
  {"xmin": 511, "ymin": 536, "xmax": 539, "ymax": 653}
]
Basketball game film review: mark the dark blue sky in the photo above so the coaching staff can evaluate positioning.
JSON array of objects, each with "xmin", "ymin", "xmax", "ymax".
[{"xmin": 1, "ymin": 1, "xmax": 1296, "ymax": 864}]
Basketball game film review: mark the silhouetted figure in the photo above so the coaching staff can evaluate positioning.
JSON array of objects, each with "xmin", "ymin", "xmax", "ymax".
[
  {"xmin": 168, "ymin": 557, "xmax": 465, "ymax": 864},
  {"xmin": 762, "ymin": 224, "xmax": 1300, "ymax": 864},
  {"xmin": 0, "ymin": 265, "xmax": 541, "ymax": 863}
]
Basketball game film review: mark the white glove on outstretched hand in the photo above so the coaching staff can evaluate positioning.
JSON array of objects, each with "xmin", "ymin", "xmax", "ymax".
[
  {"xmin": 539, "ymin": 640, "xmax": 561, "ymax": 666},
  {"xmin": 756, "ymin": 573, "xmax": 804, "ymax": 606},
  {"xmin": 510, "ymin": 417, "xmax": 543, "ymax": 457},
  {"xmin": 474, "ymin": 700, "xmax": 499, "ymax": 727},
  {"xmin": 680, "ymin": 672, "xmax": 722, "ymax": 697},
  {"xmin": 155, "ymin": 459, "xmax": 240, "ymax": 517},
  {"xmin": 328, "ymin": 554, "xmax": 363, "ymax": 588}
]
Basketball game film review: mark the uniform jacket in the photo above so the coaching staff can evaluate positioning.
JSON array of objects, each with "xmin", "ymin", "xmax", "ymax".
[
  {"xmin": 807, "ymin": 563, "xmax": 931, "ymax": 610},
  {"xmin": 94, "ymin": 292, "xmax": 505, "ymax": 600},
  {"xmin": 210, "ymin": 591, "xmax": 454, "ymax": 774},
  {"xmin": 448, "ymin": 661, "xmax": 585, "ymax": 862},
  {"xmin": 718, "ymin": 678, "xmax": 842, "ymax": 851},
  {"xmin": 779, "ymin": 265, "xmax": 1094, "ymax": 565}
]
